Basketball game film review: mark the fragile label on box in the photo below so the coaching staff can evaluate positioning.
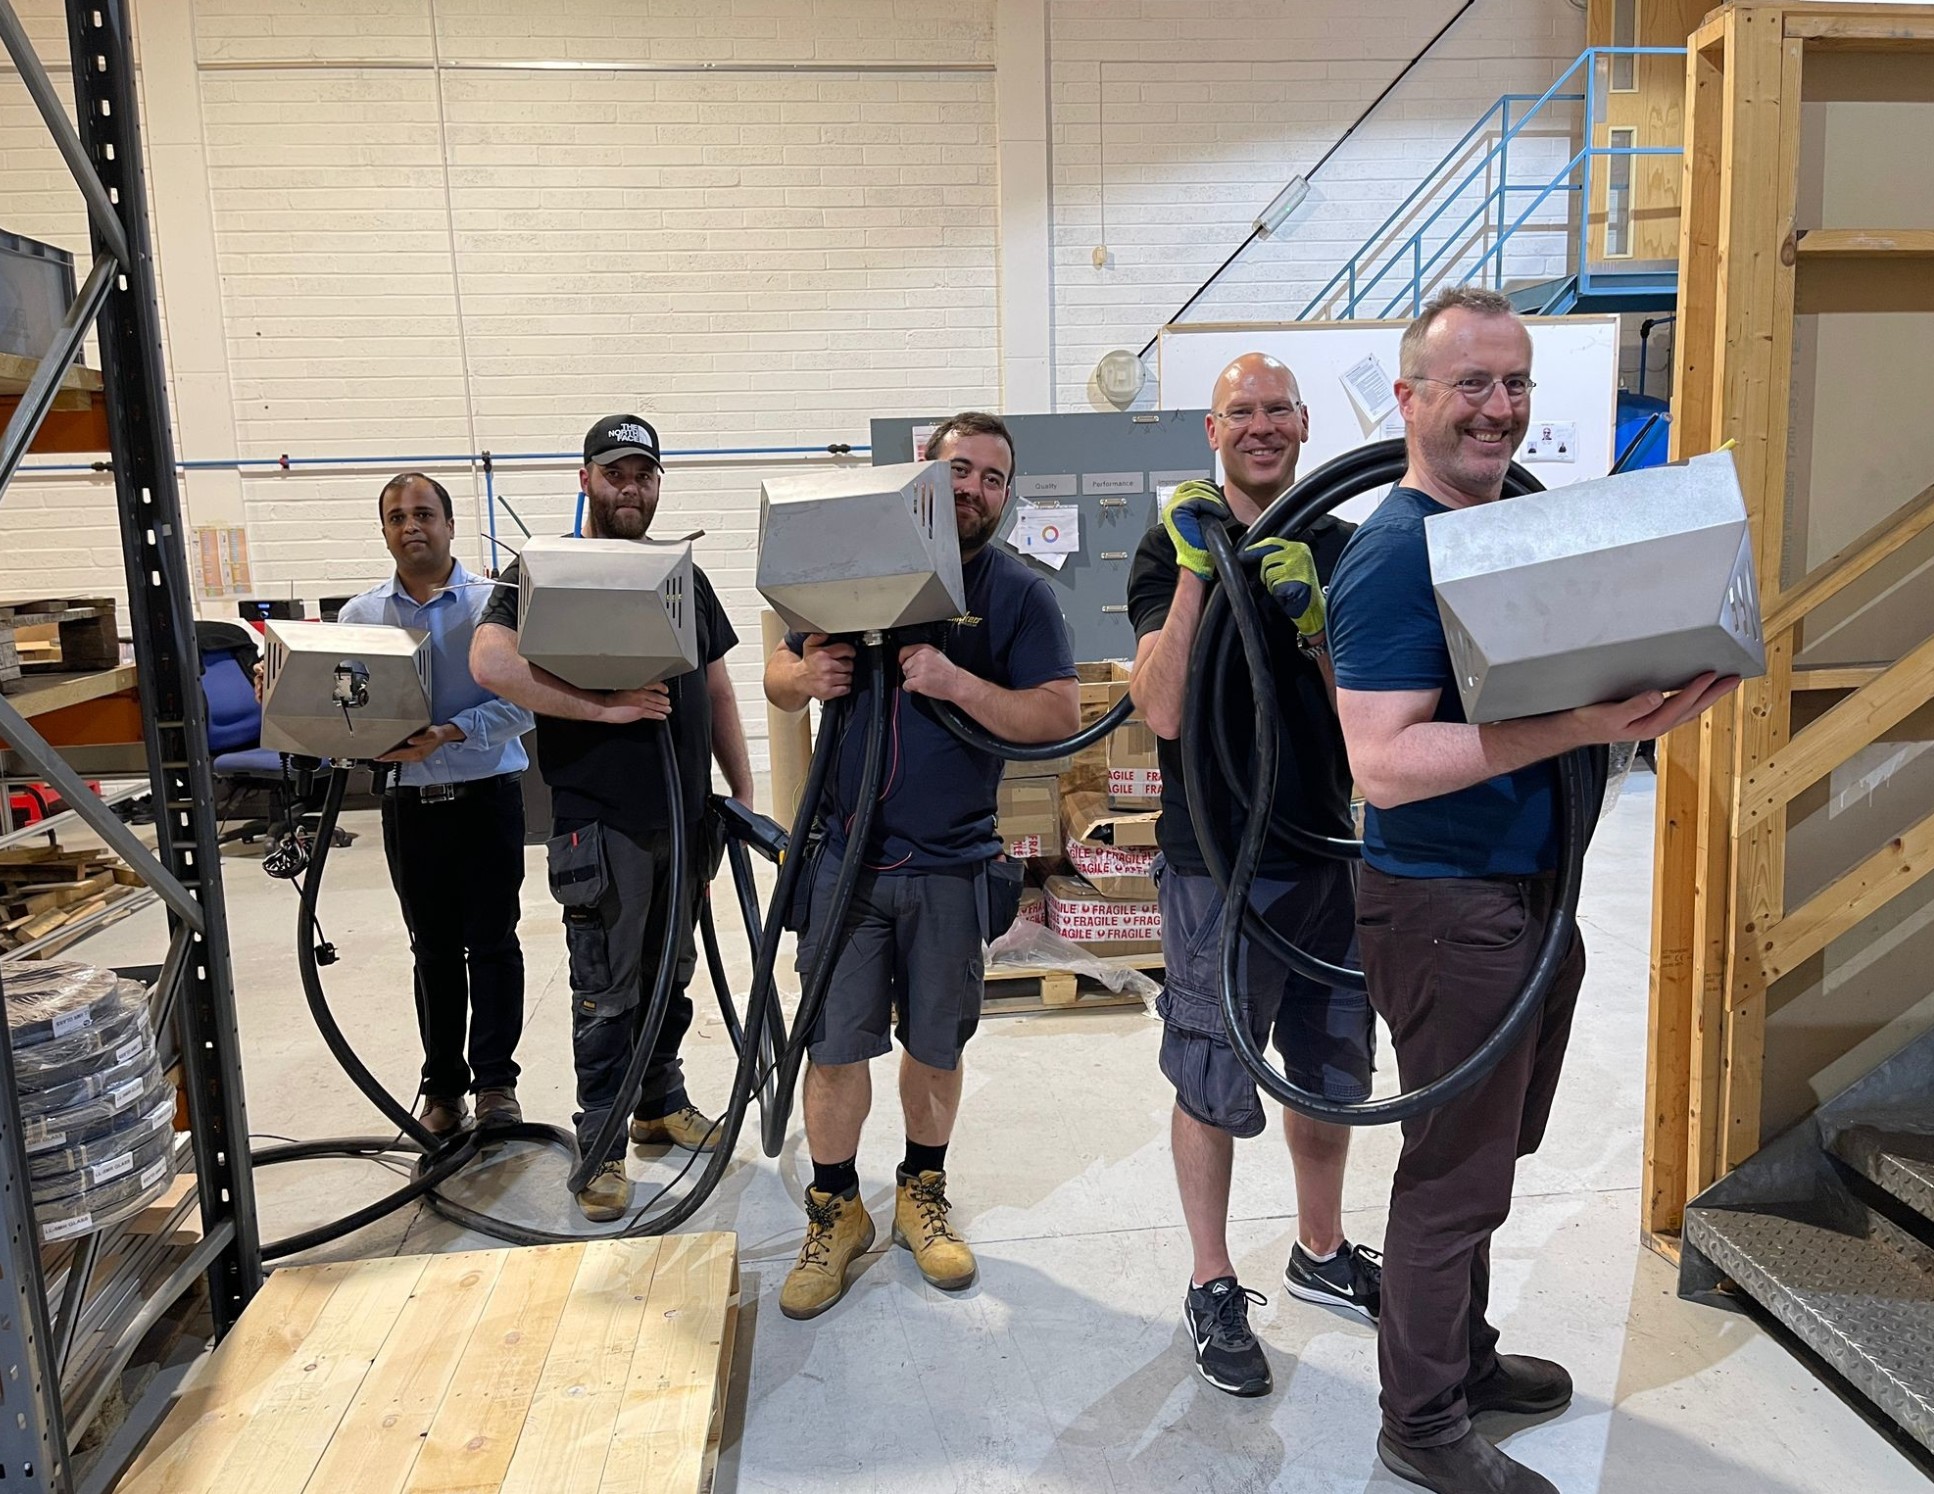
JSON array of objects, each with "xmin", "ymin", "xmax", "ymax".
[
  {"xmin": 1107, "ymin": 767, "xmax": 1163, "ymax": 801},
  {"xmin": 1046, "ymin": 874, "xmax": 1162, "ymax": 943},
  {"xmin": 1017, "ymin": 887, "xmax": 1046, "ymax": 925},
  {"xmin": 1006, "ymin": 833, "xmax": 1049, "ymax": 859}
]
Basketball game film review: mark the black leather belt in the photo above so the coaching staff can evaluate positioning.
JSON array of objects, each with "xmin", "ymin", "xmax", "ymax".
[{"xmin": 394, "ymin": 772, "xmax": 519, "ymax": 804}]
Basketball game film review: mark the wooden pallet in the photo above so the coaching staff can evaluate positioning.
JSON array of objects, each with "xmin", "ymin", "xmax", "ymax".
[
  {"xmin": 0, "ymin": 845, "xmax": 142, "ymax": 954},
  {"xmin": 0, "ymin": 597, "xmax": 118, "ymax": 693},
  {"xmin": 982, "ymin": 952, "xmax": 1164, "ymax": 1016},
  {"xmin": 115, "ymin": 1232, "xmax": 740, "ymax": 1494}
]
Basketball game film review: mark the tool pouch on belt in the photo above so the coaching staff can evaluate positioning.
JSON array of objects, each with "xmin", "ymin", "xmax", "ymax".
[
  {"xmin": 979, "ymin": 857, "xmax": 1025, "ymax": 944},
  {"xmin": 546, "ymin": 823, "xmax": 612, "ymax": 997}
]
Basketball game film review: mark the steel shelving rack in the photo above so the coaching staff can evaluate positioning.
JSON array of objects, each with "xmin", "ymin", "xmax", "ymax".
[{"xmin": 0, "ymin": 1, "xmax": 261, "ymax": 1489}]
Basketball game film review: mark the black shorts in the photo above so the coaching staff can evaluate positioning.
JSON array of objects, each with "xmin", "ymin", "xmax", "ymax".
[
  {"xmin": 1155, "ymin": 857, "xmax": 1373, "ymax": 1138},
  {"xmin": 794, "ymin": 861, "xmax": 985, "ymax": 1071}
]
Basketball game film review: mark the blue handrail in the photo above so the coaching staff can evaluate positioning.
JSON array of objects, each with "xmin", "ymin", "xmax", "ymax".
[{"xmin": 1299, "ymin": 46, "xmax": 1686, "ymax": 322}]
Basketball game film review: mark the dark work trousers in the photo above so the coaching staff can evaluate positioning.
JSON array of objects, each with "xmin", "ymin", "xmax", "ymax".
[
  {"xmin": 379, "ymin": 774, "xmax": 527, "ymax": 1098},
  {"xmin": 549, "ymin": 821, "xmax": 701, "ymax": 1166},
  {"xmin": 1356, "ymin": 867, "xmax": 1586, "ymax": 1449}
]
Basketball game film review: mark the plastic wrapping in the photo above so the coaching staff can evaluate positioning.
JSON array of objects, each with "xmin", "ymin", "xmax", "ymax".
[
  {"xmin": 34, "ymin": 1148, "xmax": 178, "ymax": 1244},
  {"xmin": 1601, "ymin": 741, "xmax": 1641, "ymax": 820},
  {"xmin": 29, "ymin": 1094, "xmax": 175, "ymax": 1183},
  {"xmin": 22, "ymin": 1067, "xmax": 169, "ymax": 1155},
  {"xmin": 986, "ymin": 920, "xmax": 1163, "ymax": 1009},
  {"xmin": 17, "ymin": 1032, "xmax": 152, "ymax": 1115},
  {"xmin": 14, "ymin": 1001, "xmax": 151, "ymax": 1098},
  {"xmin": 2, "ymin": 961, "xmax": 122, "ymax": 1045},
  {"xmin": 31, "ymin": 1126, "xmax": 173, "ymax": 1204}
]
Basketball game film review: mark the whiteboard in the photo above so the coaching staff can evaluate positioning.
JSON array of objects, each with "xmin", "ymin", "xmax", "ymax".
[{"xmin": 1156, "ymin": 316, "xmax": 1621, "ymax": 523}]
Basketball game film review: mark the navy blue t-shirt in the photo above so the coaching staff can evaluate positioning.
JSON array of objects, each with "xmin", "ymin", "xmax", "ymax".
[
  {"xmin": 1327, "ymin": 487, "xmax": 1562, "ymax": 878},
  {"xmin": 785, "ymin": 546, "xmax": 1076, "ymax": 871}
]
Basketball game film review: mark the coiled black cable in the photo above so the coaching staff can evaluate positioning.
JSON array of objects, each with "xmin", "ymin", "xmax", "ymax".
[{"xmin": 1200, "ymin": 518, "xmax": 1595, "ymax": 1125}]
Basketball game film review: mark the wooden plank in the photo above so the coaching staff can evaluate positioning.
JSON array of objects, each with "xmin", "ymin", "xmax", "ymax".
[
  {"xmin": 1793, "ymin": 665, "xmax": 1885, "ymax": 692},
  {"xmin": 1687, "ymin": 698, "xmax": 1738, "ymax": 1197},
  {"xmin": 117, "ymin": 1264, "xmax": 363, "ymax": 1494},
  {"xmin": 600, "ymin": 1233, "xmax": 738, "ymax": 1494},
  {"xmin": 182, "ymin": 1254, "xmax": 430, "ymax": 1493},
  {"xmin": 1757, "ymin": 807, "xmax": 1934, "ymax": 986},
  {"xmin": 0, "ymin": 351, "xmax": 103, "ymax": 397},
  {"xmin": 1793, "ymin": 228, "xmax": 1934, "ymax": 257},
  {"xmin": 1736, "ymin": 628, "xmax": 1934, "ymax": 830},
  {"xmin": 403, "ymin": 1243, "xmax": 583, "ymax": 1494},
  {"xmin": 303, "ymin": 1250, "xmax": 510, "ymax": 1494},
  {"xmin": 1785, "ymin": 8, "xmax": 1934, "ymax": 46},
  {"xmin": 497, "ymin": 1239, "xmax": 666, "ymax": 1494},
  {"xmin": 1762, "ymin": 481, "xmax": 1934, "ymax": 638},
  {"xmin": 1, "ymin": 664, "xmax": 138, "ymax": 720},
  {"xmin": 1644, "ymin": 717, "xmax": 1703, "ymax": 1236},
  {"xmin": 1717, "ymin": 22, "xmax": 1809, "ymax": 1175}
]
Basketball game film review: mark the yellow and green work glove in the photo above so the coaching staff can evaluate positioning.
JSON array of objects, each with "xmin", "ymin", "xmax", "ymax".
[
  {"xmin": 1161, "ymin": 480, "xmax": 1229, "ymax": 580},
  {"xmin": 1241, "ymin": 536, "xmax": 1326, "ymax": 638}
]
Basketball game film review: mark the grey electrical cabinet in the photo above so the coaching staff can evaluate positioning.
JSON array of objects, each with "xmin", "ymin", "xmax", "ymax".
[{"xmin": 870, "ymin": 409, "xmax": 1212, "ymax": 662}]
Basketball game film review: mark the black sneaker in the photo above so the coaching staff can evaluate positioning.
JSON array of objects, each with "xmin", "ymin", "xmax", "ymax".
[
  {"xmin": 1183, "ymin": 1277, "xmax": 1272, "ymax": 1397},
  {"xmin": 1284, "ymin": 1240, "xmax": 1381, "ymax": 1323}
]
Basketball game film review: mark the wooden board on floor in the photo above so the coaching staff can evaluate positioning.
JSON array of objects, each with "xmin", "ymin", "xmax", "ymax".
[
  {"xmin": 115, "ymin": 1233, "xmax": 739, "ymax": 1494},
  {"xmin": 982, "ymin": 952, "xmax": 1162, "ymax": 1016}
]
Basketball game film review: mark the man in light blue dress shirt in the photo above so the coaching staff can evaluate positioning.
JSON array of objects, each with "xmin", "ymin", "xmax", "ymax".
[{"xmin": 337, "ymin": 473, "xmax": 535, "ymax": 1139}]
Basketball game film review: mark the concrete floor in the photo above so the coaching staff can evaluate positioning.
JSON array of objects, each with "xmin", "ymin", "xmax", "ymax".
[{"xmin": 83, "ymin": 770, "xmax": 1929, "ymax": 1492}]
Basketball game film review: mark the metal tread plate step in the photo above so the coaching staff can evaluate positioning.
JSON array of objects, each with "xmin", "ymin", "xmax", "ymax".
[
  {"xmin": 1832, "ymin": 1124, "xmax": 1934, "ymax": 1226},
  {"xmin": 1686, "ymin": 1204, "xmax": 1934, "ymax": 1451}
]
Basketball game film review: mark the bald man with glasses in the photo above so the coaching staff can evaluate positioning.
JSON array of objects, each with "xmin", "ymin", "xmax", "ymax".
[{"xmin": 1127, "ymin": 353, "xmax": 1381, "ymax": 1399}]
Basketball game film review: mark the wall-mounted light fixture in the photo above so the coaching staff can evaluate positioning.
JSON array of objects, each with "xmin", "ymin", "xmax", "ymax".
[{"xmin": 1254, "ymin": 174, "xmax": 1311, "ymax": 236}]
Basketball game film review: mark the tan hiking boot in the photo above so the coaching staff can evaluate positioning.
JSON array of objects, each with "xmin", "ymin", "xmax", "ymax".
[
  {"xmin": 779, "ymin": 1188, "xmax": 876, "ymax": 1320},
  {"xmin": 629, "ymin": 1104, "xmax": 722, "ymax": 1152},
  {"xmin": 893, "ymin": 1169, "xmax": 976, "ymax": 1290},
  {"xmin": 575, "ymin": 1159, "xmax": 629, "ymax": 1223}
]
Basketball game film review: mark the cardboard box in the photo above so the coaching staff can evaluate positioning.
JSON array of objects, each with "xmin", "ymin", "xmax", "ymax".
[
  {"xmin": 1072, "ymin": 660, "xmax": 1140, "ymax": 796},
  {"xmin": 1016, "ymin": 886, "xmax": 1046, "ymax": 926},
  {"xmin": 1105, "ymin": 716, "xmax": 1163, "ymax": 807},
  {"xmin": 996, "ymin": 774, "xmax": 1061, "ymax": 861},
  {"xmin": 1061, "ymin": 789, "xmax": 1159, "ymax": 900},
  {"xmin": 1045, "ymin": 873, "xmax": 1162, "ymax": 952}
]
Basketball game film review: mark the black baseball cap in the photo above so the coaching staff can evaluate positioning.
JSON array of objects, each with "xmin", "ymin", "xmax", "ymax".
[{"xmin": 583, "ymin": 414, "xmax": 661, "ymax": 467}]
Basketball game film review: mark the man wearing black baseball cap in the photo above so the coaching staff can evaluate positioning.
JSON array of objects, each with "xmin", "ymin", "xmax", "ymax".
[{"xmin": 473, "ymin": 414, "xmax": 754, "ymax": 1222}]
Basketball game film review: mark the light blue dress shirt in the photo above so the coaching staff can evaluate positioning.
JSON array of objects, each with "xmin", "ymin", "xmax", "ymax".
[{"xmin": 335, "ymin": 559, "xmax": 532, "ymax": 787}]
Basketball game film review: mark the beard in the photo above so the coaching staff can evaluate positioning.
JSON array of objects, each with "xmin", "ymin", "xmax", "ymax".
[
  {"xmin": 955, "ymin": 501, "xmax": 1001, "ymax": 555},
  {"xmin": 588, "ymin": 490, "xmax": 655, "ymax": 540}
]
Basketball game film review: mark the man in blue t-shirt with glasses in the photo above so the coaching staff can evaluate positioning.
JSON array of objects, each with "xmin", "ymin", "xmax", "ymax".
[
  {"xmin": 764, "ymin": 411, "xmax": 1078, "ymax": 1321},
  {"xmin": 1326, "ymin": 285, "xmax": 1737, "ymax": 1494}
]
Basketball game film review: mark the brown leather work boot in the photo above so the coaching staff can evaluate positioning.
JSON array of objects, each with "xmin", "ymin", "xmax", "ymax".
[{"xmin": 892, "ymin": 1169, "xmax": 977, "ymax": 1290}]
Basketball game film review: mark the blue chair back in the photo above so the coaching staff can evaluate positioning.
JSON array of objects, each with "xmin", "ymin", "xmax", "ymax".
[{"xmin": 201, "ymin": 649, "xmax": 262, "ymax": 754}]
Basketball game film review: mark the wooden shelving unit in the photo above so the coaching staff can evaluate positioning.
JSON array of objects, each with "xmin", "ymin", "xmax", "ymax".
[{"xmin": 1643, "ymin": 0, "xmax": 1934, "ymax": 1247}]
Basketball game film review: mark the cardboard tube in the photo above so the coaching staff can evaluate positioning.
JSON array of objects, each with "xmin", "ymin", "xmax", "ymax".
[{"xmin": 761, "ymin": 609, "xmax": 814, "ymax": 831}]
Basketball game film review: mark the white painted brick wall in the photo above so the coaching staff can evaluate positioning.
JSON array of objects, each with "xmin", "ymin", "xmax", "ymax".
[{"xmin": 0, "ymin": 0, "xmax": 1599, "ymax": 772}]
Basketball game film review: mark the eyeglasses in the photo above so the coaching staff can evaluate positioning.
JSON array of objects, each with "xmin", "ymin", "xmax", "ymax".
[
  {"xmin": 1411, "ymin": 376, "xmax": 1536, "ymax": 403},
  {"xmin": 1214, "ymin": 402, "xmax": 1304, "ymax": 427}
]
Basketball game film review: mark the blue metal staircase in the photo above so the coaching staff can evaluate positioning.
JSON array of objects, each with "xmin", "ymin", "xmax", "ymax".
[{"xmin": 1299, "ymin": 48, "xmax": 1685, "ymax": 323}]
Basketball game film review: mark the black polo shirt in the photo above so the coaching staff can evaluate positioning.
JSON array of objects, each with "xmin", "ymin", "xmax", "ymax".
[
  {"xmin": 480, "ymin": 551, "xmax": 736, "ymax": 836},
  {"xmin": 1125, "ymin": 506, "xmax": 1355, "ymax": 877}
]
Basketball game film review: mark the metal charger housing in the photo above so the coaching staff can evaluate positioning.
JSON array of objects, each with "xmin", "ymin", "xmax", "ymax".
[
  {"xmin": 516, "ymin": 535, "xmax": 700, "ymax": 690},
  {"xmin": 1426, "ymin": 448, "xmax": 1767, "ymax": 724},
  {"xmin": 756, "ymin": 460, "xmax": 965, "ymax": 636},
  {"xmin": 259, "ymin": 619, "xmax": 433, "ymax": 761}
]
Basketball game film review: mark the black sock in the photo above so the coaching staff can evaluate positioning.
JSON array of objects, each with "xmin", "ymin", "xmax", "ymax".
[
  {"xmin": 811, "ymin": 1156, "xmax": 858, "ymax": 1198},
  {"xmin": 901, "ymin": 1140, "xmax": 947, "ymax": 1178}
]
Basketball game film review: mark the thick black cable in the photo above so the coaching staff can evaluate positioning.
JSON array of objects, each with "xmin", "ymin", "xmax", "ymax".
[
  {"xmin": 565, "ymin": 724, "xmax": 689, "ymax": 1193},
  {"xmin": 932, "ymin": 690, "xmax": 1134, "ymax": 762},
  {"xmin": 1195, "ymin": 472, "xmax": 1598, "ymax": 1126},
  {"xmin": 761, "ymin": 644, "xmax": 894, "ymax": 1157}
]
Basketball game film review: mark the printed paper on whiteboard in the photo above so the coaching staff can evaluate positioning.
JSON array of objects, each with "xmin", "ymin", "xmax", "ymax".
[
  {"xmin": 1007, "ymin": 502, "xmax": 1079, "ymax": 571},
  {"xmin": 1341, "ymin": 354, "xmax": 1398, "ymax": 425}
]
